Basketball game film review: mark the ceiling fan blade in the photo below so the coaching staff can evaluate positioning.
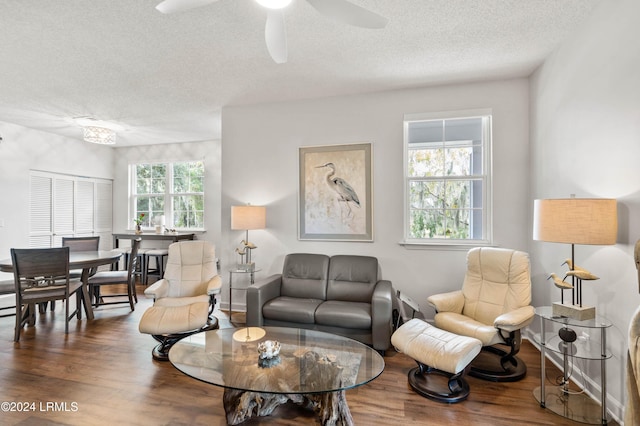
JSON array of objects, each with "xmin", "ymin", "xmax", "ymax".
[
  {"xmin": 306, "ymin": 0, "xmax": 388, "ymax": 29},
  {"xmin": 156, "ymin": 0, "xmax": 220, "ymax": 14},
  {"xmin": 265, "ymin": 10, "xmax": 288, "ymax": 64}
]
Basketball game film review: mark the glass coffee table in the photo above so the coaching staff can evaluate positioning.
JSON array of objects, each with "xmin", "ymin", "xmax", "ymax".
[{"xmin": 169, "ymin": 326, "xmax": 385, "ymax": 425}]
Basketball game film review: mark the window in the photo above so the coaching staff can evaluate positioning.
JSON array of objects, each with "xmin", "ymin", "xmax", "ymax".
[
  {"xmin": 131, "ymin": 161, "xmax": 204, "ymax": 230},
  {"xmin": 403, "ymin": 110, "xmax": 492, "ymax": 245}
]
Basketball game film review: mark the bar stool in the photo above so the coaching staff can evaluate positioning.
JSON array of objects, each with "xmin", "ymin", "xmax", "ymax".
[
  {"xmin": 121, "ymin": 247, "xmax": 149, "ymax": 286},
  {"xmin": 144, "ymin": 248, "xmax": 168, "ymax": 284}
]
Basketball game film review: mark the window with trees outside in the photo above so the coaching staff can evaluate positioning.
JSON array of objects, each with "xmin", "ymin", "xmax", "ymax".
[
  {"xmin": 403, "ymin": 110, "xmax": 492, "ymax": 245},
  {"xmin": 131, "ymin": 161, "xmax": 204, "ymax": 230}
]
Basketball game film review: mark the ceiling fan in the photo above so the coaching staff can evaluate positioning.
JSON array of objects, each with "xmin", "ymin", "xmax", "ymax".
[{"xmin": 155, "ymin": 0, "xmax": 388, "ymax": 64}]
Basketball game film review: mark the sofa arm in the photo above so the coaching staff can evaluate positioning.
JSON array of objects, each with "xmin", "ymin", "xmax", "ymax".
[
  {"xmin": 427, "ymin": 290, "xmax": 464, "ymax": 314},
  {"xmin": 494, "ymin": 306, "xmax": 535, "ymax": 332},
  {"xmin": 371, "ymin": 280, "xmax": 393, "ymax": 351},
  {"xmin": 246, "ymin": 274, "xmax": 283, "ymax": 327}
]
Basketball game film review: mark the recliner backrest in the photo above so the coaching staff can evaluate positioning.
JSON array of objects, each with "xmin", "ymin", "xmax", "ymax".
[
  {"xmin": 461, "ymin": 247, "xmax": 531, "ymax": 325},
  {"xmin": 327, "ymin": 255, "xmax": 378, "ymax": 303},
  {"xmin": 163, "ymin": 241, "xmax": 217, "ymax": 298},
  {"xmin": 281, "ymin": 253, "xmax": 329, "ymax": 300}
]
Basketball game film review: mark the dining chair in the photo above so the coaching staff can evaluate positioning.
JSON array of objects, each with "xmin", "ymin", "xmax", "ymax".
[
  {"xmin": 62, "ymin": 236, "xmax": 101, "ymax": 278},
  {"xmin": 42, "ymin": 236, "xmax": 101, "ymax": 313},
  {"xmin": 11, "ymin": 246, "xmax": 84, "ymax": 342},
  {"xmin": 88, "ymin": 238, "xmax": 140, "ymax": 311}
]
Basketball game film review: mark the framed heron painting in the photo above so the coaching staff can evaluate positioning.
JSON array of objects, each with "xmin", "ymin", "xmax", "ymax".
[{"xmin": 299, "ymin": 143, "xmax": 373, "ymax": 241}]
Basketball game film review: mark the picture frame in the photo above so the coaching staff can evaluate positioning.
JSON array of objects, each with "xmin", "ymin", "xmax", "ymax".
[{"xmin": 299, "ymin": 143, "xmax": 373, "ymax": 241}]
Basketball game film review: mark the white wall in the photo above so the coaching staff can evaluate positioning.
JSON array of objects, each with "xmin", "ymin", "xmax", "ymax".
[
  {"xmin": 0, "ymin": 120, "xmax": 114, "ymax": 272},
  {"xmin": 529, "ymin": 0, "xmax": 640, "ymax": 419},
  {"xmin": 221, "ymin": 78, "xmax": 531, "ymax": 312},
  {"xmin": 112, "ymin": 140, "xmax": 222, "ymax": 250}
]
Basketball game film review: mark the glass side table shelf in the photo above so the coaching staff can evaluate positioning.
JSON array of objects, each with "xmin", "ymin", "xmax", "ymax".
[
  {"xmin": 533, "ymin": 306, "xmax": 612, "ymax": 425},
  {"xmin": 228, "ymin": 268, "xmax": 260, "ymax": 314}
]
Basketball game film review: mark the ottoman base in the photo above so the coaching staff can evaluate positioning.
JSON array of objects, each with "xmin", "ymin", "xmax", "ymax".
[{"xmin": 408, "ymin": 363, "xmax": 471, "ymax": 403}]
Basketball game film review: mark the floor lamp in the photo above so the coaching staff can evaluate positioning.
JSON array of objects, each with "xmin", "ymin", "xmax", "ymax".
[{"xmin": 533, "ymin": 197, "xmax": 617, "ymax": 320}]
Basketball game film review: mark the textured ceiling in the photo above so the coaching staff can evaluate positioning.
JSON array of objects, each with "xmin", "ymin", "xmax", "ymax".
[{"xmin": 0, "ymin": 0, "xmax": 600, "ymax": 146}]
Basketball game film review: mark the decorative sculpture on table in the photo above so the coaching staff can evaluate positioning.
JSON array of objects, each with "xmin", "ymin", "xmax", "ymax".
[
  {"xmin": 257, "ymin": 340, "xmax": 281, "ymax": 368},
  {"xmin": 547, "ymin": 261, "xmax": 599, "ymax": 314},
  {"xmin": 547, "ymin": 272, "xmax": 573, "ymax": 304}
]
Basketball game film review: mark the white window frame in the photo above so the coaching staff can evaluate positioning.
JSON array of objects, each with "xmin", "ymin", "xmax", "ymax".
[
  {"xmin": 129, "ymin": 160, "xmax": 205, "ymax": 231},
  {"xmin": 402, "ymin": 109, "xmax": 493, "ymax": 247}
]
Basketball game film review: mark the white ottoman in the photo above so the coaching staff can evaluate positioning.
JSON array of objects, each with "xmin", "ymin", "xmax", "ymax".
[{"xmin": 391, "ymin": 318, "xmax": 482, "ymax": 403}]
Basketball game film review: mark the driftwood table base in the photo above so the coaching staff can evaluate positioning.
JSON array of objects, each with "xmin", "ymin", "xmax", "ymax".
[
  {"xmin": 223, "ymin": 388, "xmax": 354, "ymax": 426},
  {"xmin": 223, "ymin": 351, "xmax": 354, "ymax": 425}
]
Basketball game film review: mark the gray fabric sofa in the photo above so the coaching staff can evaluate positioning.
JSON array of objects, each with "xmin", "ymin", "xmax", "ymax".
[{"xmin": 246, "ymin": 253, "xmax": 394, "ymax": 352}]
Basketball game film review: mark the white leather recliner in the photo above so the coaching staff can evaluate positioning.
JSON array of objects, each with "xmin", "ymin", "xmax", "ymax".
[
  {"xmin": 139, "ymin": 240, "xmax": 222, "ymax": 360},
  {"xmin": 427, "ymin": 247, "xmax": 535, "ymax": 381}
]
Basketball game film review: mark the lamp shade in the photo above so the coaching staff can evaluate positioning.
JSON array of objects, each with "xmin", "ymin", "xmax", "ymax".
[
  {"xmin": 231, "ymin": 205, "xmax": 266, "ymax": 230},
  {"xmin": 533, "ymin": 198, "xmax": 617, "ymax": 245}
]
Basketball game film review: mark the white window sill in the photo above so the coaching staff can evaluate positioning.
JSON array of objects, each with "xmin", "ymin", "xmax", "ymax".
[{"xmin": 398, "ymin": 240, "xmax": 495, "ymax": 250}]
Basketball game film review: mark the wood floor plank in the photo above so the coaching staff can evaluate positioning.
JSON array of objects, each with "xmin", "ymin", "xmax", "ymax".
[{"xmin": 0, "ymin": 284, "xmax": 619, "ymax": 425}]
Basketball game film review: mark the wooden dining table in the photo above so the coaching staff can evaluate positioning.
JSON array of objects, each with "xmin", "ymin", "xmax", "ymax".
[{"xmin": 0, "ymin": 250, "xmax": 123, "ymax": 321}]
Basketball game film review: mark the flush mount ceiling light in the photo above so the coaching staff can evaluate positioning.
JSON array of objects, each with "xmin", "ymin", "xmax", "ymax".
[
  {"xmin": 71, "ymin": 117, "xmax": 123, "ymax": 145},
  {"xmin": 83, "ymin": 126, "xmax": 116, "ymax": 145}
]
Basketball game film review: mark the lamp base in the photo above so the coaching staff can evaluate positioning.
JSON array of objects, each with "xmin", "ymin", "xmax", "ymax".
[
  {"xmin": 552, "ymin": 302, "xmax": 595, "ymax": 321},
  {"xmin": 236, "ymin": 263, "xmax": 255, "ymax": 272}
]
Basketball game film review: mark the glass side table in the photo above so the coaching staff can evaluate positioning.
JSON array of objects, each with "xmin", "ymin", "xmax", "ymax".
[
  {"xmin": 228, "ymin": 268, "xmax": 260, "ymax": 314},
  {"xmin": 533, "ymin": 306, "xmax": 612, "ymax": 425}
]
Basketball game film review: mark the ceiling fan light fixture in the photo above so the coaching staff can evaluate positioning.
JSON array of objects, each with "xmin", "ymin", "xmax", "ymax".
[
  {"xmin": 83, "ymin": 126, "xmax": 116, "ymax": 145},
  {"xmin": 255, "ymin": 0, "xmax": 292, "ymax": 10}
]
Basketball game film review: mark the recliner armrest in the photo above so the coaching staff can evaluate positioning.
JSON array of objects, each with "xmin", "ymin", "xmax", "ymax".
[
  {"xmin": 206, "ymin": 275, "xmax": 222, "ymax": 296},
  {"xmin": 427, "ymin": 290, "xmax": 464, "ymax": 314},
  {"xmin": 494, "ymin": 306, "xmax": 535, "ymax": 332},
  {"xmin": 246, "ymin": 274, "xmax": 283, "ymax": 327},
  {"xmin": 144, "ymin": 278, "xmax": 169, "ymax": 300},
  {"xmin": 371, "ymin": 279, "xmax": 393, "ymax": 351}
]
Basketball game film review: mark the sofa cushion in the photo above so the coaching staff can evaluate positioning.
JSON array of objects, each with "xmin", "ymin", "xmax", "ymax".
[
  {"xmin": 280, "ymin": 253, "xmax": 329, "ymax": 300},
  {"xmin": 315, "ymin": 300, "xmax": 372, "ymax": 330},
  {"xmin": 263, "ymin": 296, "xmax": 323, "ymax": 324},
  {"xmin": 326, "ymin": 255, "xmax": 378, "ymax": 303}
]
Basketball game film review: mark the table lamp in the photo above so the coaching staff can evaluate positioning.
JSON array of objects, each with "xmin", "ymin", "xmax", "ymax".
[
  {"xmin": 533, "ymin": 197, "xmax": 617, "ymax": 320},
  {"xmin": 231, "ymin": 205, "xmax": 266, "ymax": 271}
]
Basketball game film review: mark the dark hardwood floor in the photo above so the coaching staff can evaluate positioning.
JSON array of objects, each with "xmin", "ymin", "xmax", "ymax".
[{"xmin": 0, "ymin": 284, "xmax": 618, "ymax": 425}]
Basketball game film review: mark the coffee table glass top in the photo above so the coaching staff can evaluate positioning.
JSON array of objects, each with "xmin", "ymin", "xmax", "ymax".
[{"xmin": 169, "ymin": 326, "xmax": 385, "ymax": 395}]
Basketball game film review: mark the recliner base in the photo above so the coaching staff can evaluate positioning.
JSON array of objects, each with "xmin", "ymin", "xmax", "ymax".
[
  {"xmin": 468, "ymin": 346, "xmax": 527, "ymax": 382},
  {"xmin": 150, "ymin": 317, "xmax": 219, "ymax": 361}
]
